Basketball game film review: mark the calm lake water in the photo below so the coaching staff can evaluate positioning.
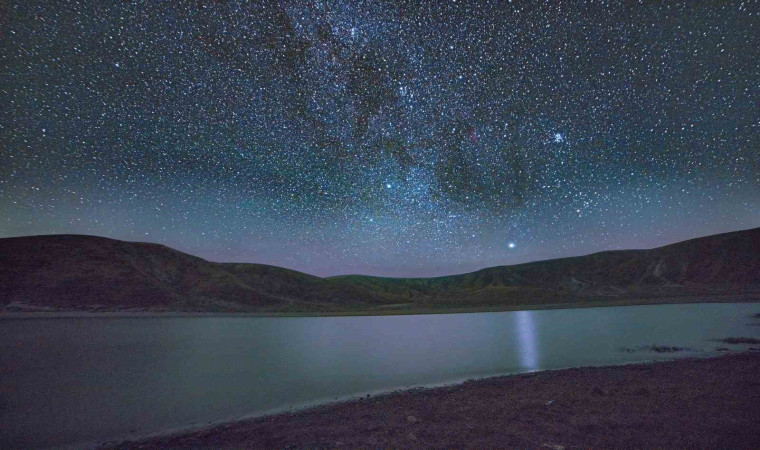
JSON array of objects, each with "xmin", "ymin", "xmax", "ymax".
[{"xmin": 2, "ymin": 302, "xmax": 759, "ymax": 448}]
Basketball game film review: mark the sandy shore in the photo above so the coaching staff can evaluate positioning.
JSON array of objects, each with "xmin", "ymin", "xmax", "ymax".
[{"xmin": 111, "ymin": 351, "xmax": 760, "ymax": 449}]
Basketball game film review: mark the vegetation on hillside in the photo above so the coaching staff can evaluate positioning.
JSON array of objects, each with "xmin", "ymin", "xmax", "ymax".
[{"xmin": 1, "ymin": 227, "xmax": 759, "ymax": 312}]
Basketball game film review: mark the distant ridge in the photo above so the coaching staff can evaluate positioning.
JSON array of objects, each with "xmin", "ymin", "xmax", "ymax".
[{"xmin": 1, "ymin": 228, "xmax": 759, "ymax": 312}]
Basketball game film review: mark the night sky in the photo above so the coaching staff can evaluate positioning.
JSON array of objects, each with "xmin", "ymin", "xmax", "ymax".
[{"xmin": 2, "ymin": 1, "xmax": 758, "ymax": 277}]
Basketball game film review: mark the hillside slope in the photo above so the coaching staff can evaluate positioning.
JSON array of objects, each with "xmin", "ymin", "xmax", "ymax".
[
  {"xmin": 1, "ymin": 228, "xmax": 758, "ymax": 312},
  {"xmin": 0, "ymin": 235, "xmax": 384, "ymax": 311},
  {"xmin": 331, "ymin": 227, "xmax": 760, "ymax": 307}
]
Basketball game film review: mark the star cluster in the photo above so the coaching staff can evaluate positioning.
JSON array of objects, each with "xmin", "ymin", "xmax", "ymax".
[{"xmin": 2, "ymin": 1, "xmax": 758, "ymax": 277}]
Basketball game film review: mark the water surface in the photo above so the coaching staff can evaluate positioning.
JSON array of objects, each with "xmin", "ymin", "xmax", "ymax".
[{"xmin": 1, "ymin": 302, "xmax": 759, "ymax": 448}]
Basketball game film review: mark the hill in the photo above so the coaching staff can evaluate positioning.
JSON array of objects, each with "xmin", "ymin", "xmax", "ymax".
[
  {"xmin": 1, "ymin": 228, "xmax": 759, "ymax": 312},
  {"xmin": 332, "ymin": 227, "xmax": 760, "ymax": 308},
  {"xmin": 0, "ymin": 235, "xmax": 386, "ymax": 312}
]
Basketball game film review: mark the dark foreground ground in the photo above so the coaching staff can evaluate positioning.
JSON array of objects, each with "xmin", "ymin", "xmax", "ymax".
[{"xmin": 114, "ymin": 352, "xmax": 760, "ymax": 449}]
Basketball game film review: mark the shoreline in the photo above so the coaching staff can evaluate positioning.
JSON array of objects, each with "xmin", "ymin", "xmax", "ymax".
[
  {"xmin": 3, "ymin": 295, "xmax": 759, "ymax": 319},
  {"xmin": 110, "ymin": 351, "xmax": 760, "ymax": 449}
]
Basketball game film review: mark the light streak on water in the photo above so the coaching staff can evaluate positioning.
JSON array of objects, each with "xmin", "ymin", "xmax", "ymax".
[{"xmin": 515, "ymin": 310, "xmax": 538, "ymax": 370}]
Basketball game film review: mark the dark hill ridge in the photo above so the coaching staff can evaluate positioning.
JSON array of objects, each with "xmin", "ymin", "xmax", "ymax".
[
  {"xmin": 0, "ymin": 235, "xmax": 387, "ymax": 312},
  {"xmin": 332, "ymin": 227, "xmax": 760, "ymax": 306},
  {"xmin": 1, "ymin": 228, "xmax": 759, "ymax": 312}
]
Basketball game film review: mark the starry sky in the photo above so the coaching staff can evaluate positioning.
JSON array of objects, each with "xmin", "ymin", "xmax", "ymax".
[{"xmin": 2, "ymin": 1, "xmax": 758, "ymax": 277}]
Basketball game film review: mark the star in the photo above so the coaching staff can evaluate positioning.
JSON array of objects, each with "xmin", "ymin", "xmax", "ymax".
[{"xmin": 1, "ymin": 1, "xmax": 754, "ymax": 278}]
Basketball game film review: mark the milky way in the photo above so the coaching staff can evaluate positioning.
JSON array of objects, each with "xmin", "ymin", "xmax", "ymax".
[{"xmin": 2, "ymin": 1, "xmax": 758, "ymax": 277}]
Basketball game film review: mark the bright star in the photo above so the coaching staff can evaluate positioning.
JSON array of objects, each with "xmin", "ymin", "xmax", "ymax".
[
  {"xmin": 554, "ymin": 133, "xmax": 564, "ymax": 143},
  {"xmin": 386, "ymin": 183, "xmax": 392, "ymax": 189},
  {"xmin": 508, "ymin": 242, "xmax": 516, "ymax": 249}
]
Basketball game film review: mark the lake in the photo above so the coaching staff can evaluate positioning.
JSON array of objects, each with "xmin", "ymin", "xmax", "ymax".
[{"xmin": 2, "ymin": 302, "xmax": 759, "ymax": 448}]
